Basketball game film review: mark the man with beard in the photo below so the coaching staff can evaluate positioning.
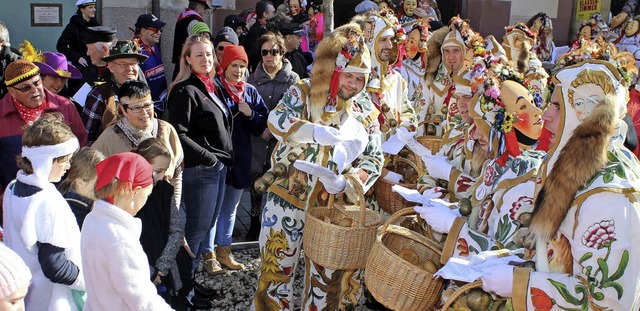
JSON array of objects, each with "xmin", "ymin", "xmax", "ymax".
[
  {"xmin": 81, "ymin": 41, "xmax": 147, "ymax": 145},
  {"xmin": 252, "ymin": 22, "xmax": 383, "ymax": 311},
  {"xmin": 0, "ymin": 60, "xmax": 87, "ymax": 193},
  {"xmin": 362, "ymin": 12, "xmax": 416, "ymax": 138},
  {"xmin": 133, "ymin": 14, "xmax": 168, "ymax": 119}
]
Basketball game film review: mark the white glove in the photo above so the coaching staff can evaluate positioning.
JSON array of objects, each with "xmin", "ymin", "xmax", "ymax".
[
  {"xmin": 313, "ymin": 125, "xmax": 344, "ymax": 146},
  {"xmin": 318, "ymin": 174, "xmax": 346, "ymax": 194},
  {"xmin": 423, "ymin": 155, "xmax": 453, "ymax": 180},
  {"xmin": 421, "ymin": 187, "xmax": 446, "ymax": 201},
  {"xmin": 413, "ymin": 199, "xmax": 458, "ymax": 234},
  {"xmin": 481, "ymin": 265, "xmax": 515, "ymax": 297}
]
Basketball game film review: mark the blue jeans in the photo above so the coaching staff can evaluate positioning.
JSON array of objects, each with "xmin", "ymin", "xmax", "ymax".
[
  {"xmin": 215, "ymin": 186, "xmax": 244, "ymax": 247},
  {"xmin": 181, "ymin": 162, "xmax": 227, "ymax": 274}
]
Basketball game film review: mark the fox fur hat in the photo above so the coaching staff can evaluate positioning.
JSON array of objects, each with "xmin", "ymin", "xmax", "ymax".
[{"xmin": 527, "ymin": 39, "xmax": 637, "ymax": 251}]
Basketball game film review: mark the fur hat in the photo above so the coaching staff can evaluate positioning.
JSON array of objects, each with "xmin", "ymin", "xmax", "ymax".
[
  {"xmin": 309, "ymin": 22, "xmax": 371, "ymax": 120},
  {"xmin": 0, "ymin": 244, "xmax": 32, "ymax": 300},
  {"xmin": 527, "ymin": 39, "xmax": 637, "ymax": 252},
  {"xmin": 4, "ymin": 59, "xmax": 40, "ymax": 87}
]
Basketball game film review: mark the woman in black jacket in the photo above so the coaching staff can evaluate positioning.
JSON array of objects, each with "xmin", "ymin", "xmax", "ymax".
[
  {"xmin": 56, "ymin": 0, "xmax": 99, "ymax": 81},
  {"xmin": 167, "ymin": 35, "xmax": 233, "ymax": 307}
]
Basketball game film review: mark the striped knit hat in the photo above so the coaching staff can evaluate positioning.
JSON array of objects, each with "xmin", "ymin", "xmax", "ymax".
[
  {"xmin": 189, "ymin": 22, "xmax": 211, "ymax": 37},
  {"xmin": 5, "ymin": 59, "xmax": 40, "ymax": 87},
  {"xmin": 0, "ymin": 244, "xmax": 32, "ymax": 300}
]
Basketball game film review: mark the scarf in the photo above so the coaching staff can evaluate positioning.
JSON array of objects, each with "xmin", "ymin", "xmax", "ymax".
[
  {"xmin": 116, "ymin": 117, "xmax": 158, "ymax": 147},
  {"xmin": 12, "ymin": 96, "xmax": 47, "ymax": 125},
  {"xmin": 221, "ymin": 77, "xmax": 245, "ymax": 104},
  {"xmin": 195, "ymin": 72, "xmax": 215, "ymax": 93},
  {"xmin": 177, "ymin": 8, "xmax": 203, "ymax": 22}
]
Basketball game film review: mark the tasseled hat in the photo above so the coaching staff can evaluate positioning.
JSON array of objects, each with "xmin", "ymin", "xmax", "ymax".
[
  {"xmin": 309, "ymin": 22, "xmax": 371, "ymax": 119},
  {"xmin": 4, "ymin": 59, "xmax": 40, "ymax": 87}
]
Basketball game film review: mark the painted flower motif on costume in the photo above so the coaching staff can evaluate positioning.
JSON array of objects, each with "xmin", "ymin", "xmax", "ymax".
[
  {"xmin": 530, "ymin": 288, "xmax": 554, "ymax": 311},
  {"xmin": 582, "ymin": 219, "xmax": 616, "ymax": 249},
  {"xmin": 483, "ymin": 165, "xmax": 495, "ymax": 186},
  {"xmin": 456, "ymin": 238, "xmax": 469, "ymax": 257},
  {"xmin": 509, "ymin": 196, "xmax": 533, "ymax": 221}
]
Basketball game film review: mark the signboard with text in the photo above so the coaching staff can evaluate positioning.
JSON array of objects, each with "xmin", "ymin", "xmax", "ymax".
[
  {"xmin": 31, "ymin": 3, "xmax": 62, "ymax": 27},
  {"xmin": 575, "ymin": 0, "xmax": 601, "ymax": 21}
]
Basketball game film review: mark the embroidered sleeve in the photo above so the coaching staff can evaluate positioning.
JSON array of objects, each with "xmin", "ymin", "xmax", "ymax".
[{"xmin": 267, "ymin": 84, "xmax": 311, "ymax": 144}]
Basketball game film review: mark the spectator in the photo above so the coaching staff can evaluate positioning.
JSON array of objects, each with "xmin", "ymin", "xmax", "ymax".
[
  {"xmin": 34, "ymin": 52, "xmax": 82, "ymax": 97},
  {"xmin": 0, "ymin": 60, "xmax": 87, "ymax": 192},
  {"xmin": 57, "ymin": 147, "xmax": 104, "ymax": 229},
  {"xmin": 81, "ymin": 40, "xmax": 148, "ymax": 145},
  {"xmin": 213, "ymin": 27, "xmax": 239, "ymax": 72},
  {"xmin": 81, "ymin": 26, "xmax": 117, "ymax": 88},
  {"xmin": 0, "ymin": 20, "xmax": 20, "ymax": 99},
  {"xmin": 133, "ymin": 14, "xmax": 169, "ymax": 118},
  {"xmin": 171, "ymin": 0, "xmax": 210, "ymax": 79},
  {"xmin": 81, "ymin": 152, "xmax": 172, "ymax": 310},
  {"xmin": 56, "ymin": 0, "xmax": 100, "ymax": 94},
  {"xmin": 224, "ymin": 14, "xmax": 247, "ymax": 44},
  {"xmin": 3, "ymin": 115, "xmax": 83, "ymax": 311},
  {"xmin": 167, "ymin": 35, "xmax": 232, "ymax": 308},
  {"xmin": 246, "ymin": 31, "xmax": 299, "ymax": 240},
  {"xmin": 0, "ymin": 243, "xmax": 32, "ymax": 311},
  {"xmin": 244, "ymin": 1, "xmax": 276, "ymax": 72},
  {"xmin": 92, "ymin": 80, "xmax": 184, "ymax": 234},
  {"xmin": 281, "ymin": 22, "xmax": 309, "ymax": 78},
  {"xmin": 188, "ymin": 21, "xmax": 211, "ymax": 39},
  {"xmin": 133, "ymin": 137, "xmax": 185, "ymax": 304},
  {"xmin": 210, "ymin": 45, "xmax": 268, "ymax": 270}
]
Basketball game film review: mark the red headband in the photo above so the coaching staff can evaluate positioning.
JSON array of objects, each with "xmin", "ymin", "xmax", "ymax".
[{"xmin": 95, "ymin": 152, "xmax": 153, "ymax": 191}]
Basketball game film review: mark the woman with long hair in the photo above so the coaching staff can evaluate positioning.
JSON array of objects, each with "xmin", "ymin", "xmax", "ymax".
[{"xmin": 167, "ymin": 35, "xmax": 233, "ymax": 308}]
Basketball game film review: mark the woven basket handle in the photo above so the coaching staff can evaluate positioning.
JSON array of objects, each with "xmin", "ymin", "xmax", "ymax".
[
  {"xmin": 381, "ymin": 207, "xmax": 419, "ymax": 233},
  {"xmin": 397, "ymin": 156, "xmax": 425, "ymax": 175},
  {"xmin": 439, "ymin": 280, "xmax": 484, "ymax": 310},
  {"xmin": 323, "ymin": 173, "xmax": 367, "ymax": 226},
  {"xmin": 418, "ymin": 119, "xmax": 443, "ymax": 126}
]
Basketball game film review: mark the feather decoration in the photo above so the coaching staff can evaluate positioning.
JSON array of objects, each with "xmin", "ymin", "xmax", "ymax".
[{"xmin": 19, "ymin": 40, "xmax": 45, "ymax": 63}]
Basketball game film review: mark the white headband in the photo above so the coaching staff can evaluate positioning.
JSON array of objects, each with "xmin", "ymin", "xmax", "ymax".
[{"xmin": 21, "ymin": 138, "xmax": 80, "ymax": 182}]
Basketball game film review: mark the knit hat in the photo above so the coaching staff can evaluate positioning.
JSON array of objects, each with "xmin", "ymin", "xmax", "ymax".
[
  {"xmin": 220, "ymin": 45, "xmax": 248, "ymax": 71},
  {"xmin": 4, "ymin": 59, "xmax": 40, "ymax": 87},
  {"xmin": 0, "ymin": 244, "xmax": 32, "ymax": 300},
  {"xmin": 189, "ymin": 22, "xmax": 211, "ymax": 37},
  {"xmin": 213, "ymin": 27, "xmax": 239, "ymax": 46},
  {"xmin": 95, "ymin": 152, "xmax": 154, "ymax": 191}
]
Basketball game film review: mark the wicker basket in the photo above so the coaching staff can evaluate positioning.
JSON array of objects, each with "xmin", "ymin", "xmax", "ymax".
[
  {"xmin": 374, "ymin": 157, "xmax": 422, "ymax": 214},
  {"xmin": 440, "ymin": 281, "xmax": 484, "ymax": 310},
  {"xmin": 364, "ymin": 208, "xmax": 445, "ymax": 311},
  {"xmin": 417, "ymin": 135, "xmax": 443, "ymax": 155},
  {"xmin": 304, "ymin": 175, "xmax": 383, "ymax": 270}
]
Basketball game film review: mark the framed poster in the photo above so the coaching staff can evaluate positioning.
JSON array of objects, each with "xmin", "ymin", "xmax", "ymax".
[{"xmin": 31, "ymin": 3, "xmax": 63, "ymax": 27}]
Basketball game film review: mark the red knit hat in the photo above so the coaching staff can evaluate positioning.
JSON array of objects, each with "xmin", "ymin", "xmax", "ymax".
[
  {"xmin": 95, "ymin": 152, "xmax": 153, "ymax": 191},
  {"xmin": 220, "ymin": 45, "xmax": 248, "ymax": 71}
]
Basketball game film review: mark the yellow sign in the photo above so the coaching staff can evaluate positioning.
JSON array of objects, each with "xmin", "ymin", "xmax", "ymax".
[{"xmin": 576, "ymin": 0, "xmax": 601, "ymax": 21}]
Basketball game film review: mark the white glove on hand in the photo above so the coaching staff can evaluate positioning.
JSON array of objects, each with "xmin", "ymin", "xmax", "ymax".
[
  {"xmin": 481, "ymin": 265, "xmax": 515, "ymax": 297},
  {"xmin": 421, "ymin": 187, "xmax": 446, "ymax": 201},
  {"xmin": 424, "ymin": 155, "xmax": 453, "ymax": 180},
  {"xmin": 318, "ymin": 174, "xmax": 346, "ymax": 194},
  {"xmin": 413, "ymin": 199, "xmax": 458, "ymax": 234},
  {"xmin": 313, "ymin": 125, "xmax": 343, "ymax": 146}
]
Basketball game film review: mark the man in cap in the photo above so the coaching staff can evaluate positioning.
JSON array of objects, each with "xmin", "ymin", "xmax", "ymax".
[
  {"xmin": 81, "ymin": 40, "xmax": 148, "ymax": 145},
  {"xmin": 280, "ymin": 22, "xmax": 309, "ymax": 79},
  {"xmin": 81, "ymin": 26, "xmax": 117, "ymax": 87},
  {"xmin": 0, "ymin": 60, "xmax": 87, "ymax": 191},
  {"xmin": 362, "ymin": 13, "xmax": 416, "ymax": 139},
  {"xmin": 213, "ymin": 26, "xmax": 239, "ymax": 67},
  {"xmin": 134, "ymin": 14, "xmax": 168, "ymax": 118},
  {"xmin": 171, "ymin": 0, "xmax": 210, "ymax": 79},
  {"xmin": 252, "ymin": 23, "xmax": 383, "ymax": 310}
]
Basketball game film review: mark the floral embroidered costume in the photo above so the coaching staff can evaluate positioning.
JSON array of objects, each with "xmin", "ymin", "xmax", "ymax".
[
  {"xmin": 252, "ymin": 23, "xmax": 384, "ymax": 311},
  {"xmin": 398, "ymin": 19, "xmax": 430, "ymax": 118}
]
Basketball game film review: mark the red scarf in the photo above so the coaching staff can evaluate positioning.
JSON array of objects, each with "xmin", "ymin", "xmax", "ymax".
[
  {"xmin": 12, "ymin": 96, "xmax": 47, "ymax": 125},
  {"xmin": 195, "ymin": 72, "xmax": 215, "ymax": 94},
  {"xmin": 221, "ymin": 77, "xmax": 245, "ymax": 104}
]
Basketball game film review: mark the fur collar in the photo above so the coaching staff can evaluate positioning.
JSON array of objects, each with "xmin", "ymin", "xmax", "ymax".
[
  {"xmin": 424, "ymin": 27, "xmax": 449, "ymax": 87},
  {"xmin": 527, "ymin": 96, "xmax": 617, "ymax": 246}
]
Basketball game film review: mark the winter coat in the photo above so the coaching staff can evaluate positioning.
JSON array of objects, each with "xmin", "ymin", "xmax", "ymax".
[{"xmin": 56, "ymin": 14, "xmax": 99, "ymax": 70}]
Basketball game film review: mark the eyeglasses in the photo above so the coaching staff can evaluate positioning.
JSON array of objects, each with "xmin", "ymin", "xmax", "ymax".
[
  {"xmin": 111, "ymin": 61, "xmax": 139, "ymax": 69},
  {"xmin": 261, "ymin": 48, "xmax": 281, "ymax": 56},
  {"xmin": 12, "ymin": 78, "xmax": 42, "ymax": 93},
  {"xmin": 122, "ymin": 102, "xmax": 154, "ymax": 113},
  {"xmin": 145, "ymin": 27, "xmax": 162, "ymax": 34}
]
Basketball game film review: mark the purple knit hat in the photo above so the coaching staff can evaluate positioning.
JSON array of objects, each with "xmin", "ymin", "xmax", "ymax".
[{"xmin": 34, "ymin": 52, "xmax": 82, "ymax": 79}]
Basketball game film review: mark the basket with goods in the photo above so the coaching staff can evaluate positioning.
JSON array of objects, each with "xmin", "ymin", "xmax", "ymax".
[
  {"xmin": 303, "ymin": 174, "xmax": 383, "ymax": 270},
  {"xmin": 440, "ymin": 280, "xmax": 512, "ymax": 311},
  {"xmin": 253, "ymin": 144, "xmax": 311, "ymax": 194},
  {"xmin": 417, "ymin": 118, "xmax": 445, "ymax": 155},
  {"xmin": 374, "ymin": 154, "xmax": 425, "ymax": 214},
  {"xmin": 364, "ymin": 208, "xmax": 445, "ymax": 311}
]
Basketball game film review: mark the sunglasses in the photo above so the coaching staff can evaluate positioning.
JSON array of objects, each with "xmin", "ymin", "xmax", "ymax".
[
  {"xmin": 12, "ymin": 78, "xmax": 42, "ymax": 93},
  {"xmin": 146, "ymin": 27, "xmax": 162, "ymax": 34},
  {"xmin": 261, "ymin": 48, "xmax": 281, "ymax": 56}
]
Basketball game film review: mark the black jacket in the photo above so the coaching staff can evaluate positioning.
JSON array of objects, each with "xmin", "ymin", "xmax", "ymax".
[
  {"xmin": 284, "ymin": 49, "xmax": 309, "ymax": 79},
  {"xmin": 171, "ymin": 13, "xmax": 202, "ymax": 65},
  {"xmin": 243, "ymin": 22, "xmax": 268, "ymax": 73},
  {"xmin": 167, "ymin": 74, "xmax": 234, "ymax": 168},
  {"xmin": 0, "ymin": 46, "xmax": 20, "ymax": 99},
  {"xmin": 56, "ymin": 14, "xmax": 99, "ymax": 69}
]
